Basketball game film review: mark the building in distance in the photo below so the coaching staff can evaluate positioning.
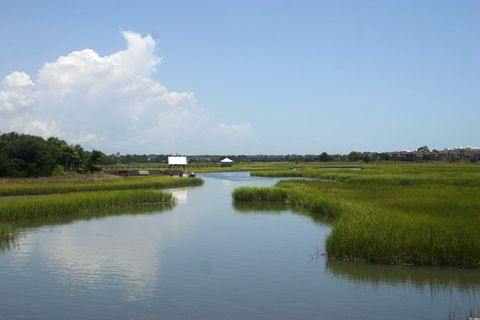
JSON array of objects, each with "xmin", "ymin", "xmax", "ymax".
[{"xmin": 220, "ymin": 158, "xmax": 234, "ymax": 167}]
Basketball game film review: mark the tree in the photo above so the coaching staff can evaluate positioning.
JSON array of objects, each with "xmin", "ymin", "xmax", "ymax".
[
  {"xmin": 0, "ymin": 132, "xmax": 57, "ymax": 177},
  {"xmin": 84, "ymin": 150, "xmax": 102, "ymax": 173},
  {"xmin": 378, "ymin": 153, "xmax": 391, "ymax": 161},
  {"xmin": 318, "ymin": 152, "xmax": 331, "ymax": 162},
  {"xmin": 417, "ymin": 145, "xmax": 430, "ymax": 153},
  {"xmin": 348, "ymin": 151, "xmax": 361, "ymax": 162},
  {"xmin": 71, "ymin": 144, "xmax": 85, "ymax": 172}
]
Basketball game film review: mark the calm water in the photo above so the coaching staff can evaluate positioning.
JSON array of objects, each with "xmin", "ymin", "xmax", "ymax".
[{"xmin": 0, "ymin": 172, "xmax": 479, "ymax": 319}]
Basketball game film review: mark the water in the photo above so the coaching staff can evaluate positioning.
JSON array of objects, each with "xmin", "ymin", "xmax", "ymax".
[{"xmin": 0, "ymin": 172, "xmax": 478, "ymax": 319}]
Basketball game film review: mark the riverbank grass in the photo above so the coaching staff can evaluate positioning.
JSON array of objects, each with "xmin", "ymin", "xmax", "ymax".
[
  {"xmin": 0, "ymin": 174, "xmax": 204, "ymax": 242},
  {"xmin": 233, "ymin": 163, "xmax": 480, "ymax": 267},
  {"xmin": 0, "ymin": 175, "xmax": 203, "ymax": 196},
  {"xmin": 0, "ymin": 189, "xmax": 173, "ymax": 222}
]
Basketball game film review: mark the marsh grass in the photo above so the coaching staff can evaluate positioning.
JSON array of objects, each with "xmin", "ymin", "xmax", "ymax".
[
  {"xmin": 0, "ymin": 223, "xmax": 16, "ymax": 245},
  {"xmin": 0, "ymin": 174, "xmax": 202, "ymax": 243},
  {"xmin": 233, "ymin": 163, "xmax": 480, "ymax": 267},
  {"xmin": 0, "ymin": 176, "xmax": 203, "ymax": 196},
  {"xmin": 0, "ymin": 204, "xmax": 174, "ymax": 251},
  {"xmin": 0, "ymin": 189, "xmax": 174, "ymax": 223},
  {"xmin": 233, "ymin": 187, "xmax": 289, "ymax": 202},
  {"xmin": 0, "ymin": 202, "xmax": 173, "ymax": 248}
]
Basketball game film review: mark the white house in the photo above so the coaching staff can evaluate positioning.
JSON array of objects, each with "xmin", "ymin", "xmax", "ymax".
[
  {"xmin": 220, "ymin": 157, "xmax": 234, "ymax": 167},
  {"xmin": 168, "ymin": 156, "xmax": 187, "ymax": 165}
]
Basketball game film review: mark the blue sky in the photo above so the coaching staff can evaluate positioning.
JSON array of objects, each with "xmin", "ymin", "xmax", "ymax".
[{"xmin": 0, "ymin": 0, "xmax": 479, "ymax": 154}]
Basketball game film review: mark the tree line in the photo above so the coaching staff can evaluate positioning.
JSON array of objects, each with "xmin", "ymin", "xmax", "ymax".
[
  {"xmin": 2, "ymin": 132, "xmax": 478, "ymax": 177},
  {"xmin": 0, "ymin": 132, "xmax": 104, "ymax": 177}
]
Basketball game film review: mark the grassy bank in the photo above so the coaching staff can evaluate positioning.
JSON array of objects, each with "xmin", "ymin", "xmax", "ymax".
[
  {"xmin": 0, "ymin": 189, "xmax": 173, "ymax": 222},
  {"xmin": 0, "ymin": 173, "xmax": 204, "ymax": 244},
  {"xmin": 251, "ymin": 163, "xmax": 480, "ymax": 185},
  {"xmin": 0, "ymin": 200, "xmax": 173, "ymax": 247},
  {"xmin": 0, "ymin": 175, "xmax": 203, "ymax": 196},
  {"xmin": 233, "ymin": 163, "xmax": 480, "ymax": 267}
]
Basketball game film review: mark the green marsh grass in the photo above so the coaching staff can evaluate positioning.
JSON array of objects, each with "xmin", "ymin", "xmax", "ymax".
[
  {"xmin": 0, "ymin": 223, "xmax": 16, "ymax": 242},
  {"xmin": 0, "ymin": 189, "xmax": 173, "ymax": 222},
  {"xmin": 233, "ymin": 163, "xmax": 480, "ymax": 267},
  {"xmin": 0, "ymin": 174, "xmax": 203, "ymax": 243},
  {"xmin": 0, "ymin": 175, "xmax": 203, "ymax": 196},
  {"xmin": 0, "ymin": 224, "xmax": 17, "ymax": 251},
  {"xmin": 0, "ymin": 202, "xmax": 173, "ymax": 248}
]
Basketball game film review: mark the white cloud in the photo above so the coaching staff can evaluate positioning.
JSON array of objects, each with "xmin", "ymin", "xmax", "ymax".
[
  {"xmin": 213, "ymin": 123, "xmax": 253, "ymax": 136},
  {"xmin": 2, "ymin": 71, "xmax": 35, "ymax": 88},
  {"xmin": 0, "ymin": 31, "xmax": 252, "ymax": 153},
  {"xmin": 0, "ymin": 72, "xmax": 36, "ymax": 113}
]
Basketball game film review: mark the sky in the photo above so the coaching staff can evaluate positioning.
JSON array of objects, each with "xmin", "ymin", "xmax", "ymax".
[{"xmin": 0, "ymin": 0, "xmax": 479, "ymax": 155}]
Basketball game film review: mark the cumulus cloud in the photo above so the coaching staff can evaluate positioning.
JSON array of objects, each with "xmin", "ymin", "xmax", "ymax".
[
  {"xmin": 0, "ymin": 72, "xmax": 36, "ymax": 113},
  {"xmin": 3, "ymin": 71, "xmax": 35, "ymax": 88},
  {"xmin": 213, "ymin": 123, "xmax": 253, "ymax": 136},
  {"xmin": 0, "ymin": 31, "xmax": 252, "ymax": 153}
]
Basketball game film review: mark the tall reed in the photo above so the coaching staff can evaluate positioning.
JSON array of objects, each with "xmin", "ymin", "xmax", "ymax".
[
  {"xmin": 0, "ymin": 176, "xmax": 203, "ymax": 196},
  {"xmin": 0, "ymin": 190, "xmax": 173, "ymax": 222},
  {"xmin": 233, "ymin": 163, "xmax": 480, "ymax": 267}
]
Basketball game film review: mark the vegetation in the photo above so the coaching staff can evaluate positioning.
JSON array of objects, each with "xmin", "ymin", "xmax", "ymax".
[
  {"xmin": 0, "ymin": 224, "xmax": 15, "ymax": 241},
  {"xmin": 0, "ymin": 190, "xmax": 173, "ymax": 222},
  {"xmin": 232, "ymin": 186, "xmax": 288, "ymax": 202},
  {"xmin": 0, "ymin": 175, "xmax": 203, "ymax": 196},
  {"xmin": 98, "ymin": 146, "xmax": 480, "ymax": 167},
  {"xmin": 0, "ymin": 132, "xmax": 107, "ymax": 177},
  {"xmin": 0, "ymin": 192, "xmax": 175, "ymax": 247},
  {"xmin": 233, "ymin": 163, "xmax": 480, "ymax": 267},
  {"xmin": 0, "ymin": 172, "xmax": 204, "ymax": 243}
]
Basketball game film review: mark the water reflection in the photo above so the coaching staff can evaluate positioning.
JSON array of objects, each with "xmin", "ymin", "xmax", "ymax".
[
  {"xmin": 233, "ymin": 201, "xmax": 290, "ymax": 213},
  {"xmin": 169, "ymin": 188, "xmax": 188, "ymax": 204},
  {"xmin": 233, "ymin": 201, "xmax": 334, "ymax": 225},
  {"xmin": 326, "ymin": 259, "xmax": 480, "ymax": 293},
  {"xmin": 0, "ymin": 225, "xmax": 18, "ymax": 252},
  {"xmin": 0, "ymin": 205, "xmax": 173, "ymax": 252},
  {"xmin": 13, "ymin": 203, "xmax": 194, "ymax": 302},
  {"xmin": 3, "ymin": 205, "xmax": 175, "ymax": 302},
  {"xmin": 234, "ymin": 198, "xmax": 480, "ymax": 313}
]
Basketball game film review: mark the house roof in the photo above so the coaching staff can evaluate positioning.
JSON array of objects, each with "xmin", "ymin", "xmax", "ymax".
[
  {"xmin": 220, "ymin": 158, "xmax": 234, "ymax": 163},
  {"xmin": 168, "ymin": 156, "xmax": 187, "ymax": 165}
]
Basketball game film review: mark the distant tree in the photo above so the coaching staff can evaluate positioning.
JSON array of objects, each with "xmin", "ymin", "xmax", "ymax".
[
  {"xmin": 348, "ymin": 151, "xmax": 361, "ymax": 162},
  {"xmin": 0, "ymin": 132, "xmax": 57, "ymax": 177},
  {"xmin": 304, "ymin": 155, "xmax": 316, "ymax": 162},
  {"xmin": 417, "ymin": 146, "xmax": 430, "ymax": 153},
  {"xmin": 378, "ymin": 153, "xmax": 391, "ymax": 161},
  {"xmin": 84, "ymin": 150, "xmax": 102, "ymax": 173},
  {"xmin": 47, "ymin": 137, "xmax": 75, "ymax": 171},
  {"xmin": 71, "ymin": 144, "xmax": 85, "ymax": 172},
  {"xmin": 318, "ymin": 152, "xmax": 331, "ymax": 162}
]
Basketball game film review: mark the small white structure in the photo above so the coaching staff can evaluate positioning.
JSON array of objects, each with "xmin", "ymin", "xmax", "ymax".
[
  {"xmin": 168, "ymin": 156, "xmax": 187, "ymax": 165},
  {"xmin": 220, "ymin": 157, "xmax": 234, "ymax": 167}
]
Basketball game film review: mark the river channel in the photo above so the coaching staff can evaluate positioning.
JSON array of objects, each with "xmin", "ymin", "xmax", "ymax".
[{"xmin": 0, "ymin": 172, "xmax": 478, "ymax": 319}]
